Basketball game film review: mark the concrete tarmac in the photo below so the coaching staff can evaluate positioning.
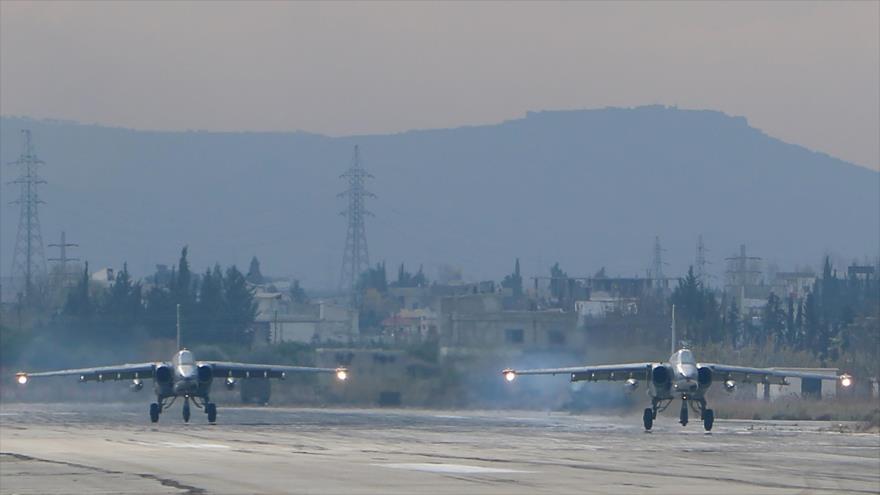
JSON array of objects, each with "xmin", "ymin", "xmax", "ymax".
[{"xmin": 1, "ymin": 402, "xmax": 878, "ymax": 494}]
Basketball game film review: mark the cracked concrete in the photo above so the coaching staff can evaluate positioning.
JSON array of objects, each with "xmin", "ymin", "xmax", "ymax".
[{"xmin": 1, "ymin": 403, "xmax": 878, "ymax": 494}]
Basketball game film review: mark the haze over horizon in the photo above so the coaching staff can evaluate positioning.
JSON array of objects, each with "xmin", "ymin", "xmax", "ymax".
[{"xmin": 1, "ymin": 1, "xmax": 878, "ymax": 171}]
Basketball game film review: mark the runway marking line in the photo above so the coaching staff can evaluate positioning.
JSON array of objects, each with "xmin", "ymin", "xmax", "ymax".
[
  {"xmin": 132, "ymin": 441, "xmax": 231, "ymax": 450},
  {"xmin": 374, "ymin": 463, "xmax": 533, "ymax": 474}
]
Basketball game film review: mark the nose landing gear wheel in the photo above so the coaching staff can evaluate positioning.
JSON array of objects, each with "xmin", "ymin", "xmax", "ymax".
[
  {"xmin": 149, "ymin": 403, "xmax": 160, "ymax": 423},
  {"xmin": 703, "ymin": 409, "xmax": 714, "ymax": 431},
  {"xmin": 182, "ymin": 398, "xmax": 191, "ymax": 423},
  {"xmin": 680, "ymin": 400, "xmax": 688, "ymax": 426},
  {"xmin": 643, "ymin": 408, "xmax": 653, "ymax": 430},
  {"xmin": 206, "ymin": 403, "xmax": 217, "ymax": 424}
]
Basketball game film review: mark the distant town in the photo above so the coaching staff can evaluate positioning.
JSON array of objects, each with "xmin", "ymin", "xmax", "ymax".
[{"xmin": 2, "ymin": 131, "xmax": 878, "ymax": 409}]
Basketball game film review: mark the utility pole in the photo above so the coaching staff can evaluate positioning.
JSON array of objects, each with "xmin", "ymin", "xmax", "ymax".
[
  {"xmin": 48, "ymin": 231, "xmax": 79, "ymax": 288},
  {"xmin": 8, "ymin": 130, "xmax": 48, "ymax": 306},
  {"xmin": 338, "ymin": 145, "xmax": 375, "ymax": 306}
]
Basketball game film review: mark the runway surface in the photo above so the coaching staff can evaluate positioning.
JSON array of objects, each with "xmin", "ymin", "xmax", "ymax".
[{"xmin": 1, "ymin": 402, "xmax": 878, "ymax": 494}]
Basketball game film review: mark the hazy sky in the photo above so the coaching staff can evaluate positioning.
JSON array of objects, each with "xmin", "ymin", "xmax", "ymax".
[{"xmin": 2, "ymin": 1, "xmax": 878, "ymax": 170}]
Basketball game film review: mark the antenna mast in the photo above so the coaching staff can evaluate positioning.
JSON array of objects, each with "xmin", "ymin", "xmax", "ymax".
[{"xmin": 671, "ymin": 304, "xmax": 676, "ymax": 354}]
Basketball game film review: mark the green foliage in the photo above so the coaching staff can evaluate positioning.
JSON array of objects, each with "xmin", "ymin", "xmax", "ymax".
[
  {"xmin": 549, "ymin": 262, "xmax": 568, "ymax": 300},
  {"xmin": 357, "ymin": 262, "xmax": 388, "ymax": 293},
  {"xmin": 670, "ymin": 266, "xmax": 722, "ymax": 346},
  {"xmin": 289, "ymin": 279, "xmax": 308, "ymax": 304},
  {"xmin": 63, "ymin": 262, "xmax": 92, "ymax": 318},
  {"xmin": 391, "ymin": 263, "xmax": 429, "ymax": 288},
  {"xmin": 501, "ymin": 258, "xmax": 523, "ymax": 297},
  {"xmin": 52, "ymin": 247, "xmax": 259, "ymax": 350},
  {"xmin": 246, "ymin": 256, "xmax": 264, "ymax": 285}
]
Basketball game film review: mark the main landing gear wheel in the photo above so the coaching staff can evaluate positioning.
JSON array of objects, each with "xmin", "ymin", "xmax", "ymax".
[
  {"xmin": 643, "ymin": 408, "xmax": 654, "ymax": 430},
  {"xmin": 703, "ymin": 409, "xmax": 714, "ymax": 431},
  {"xmin": 149, "ymin": 403, "xmax": 160, "ymax": 423},
  {"xmin": 680, "ymin": 401, "xmax": 688, "ymax": 426},
  {"xmin": 206, "ymin": 403, "xmax": 217, "ymax": 424},
  {"xmin": 182, "ymin": 398, "xmax": 191, "ymax": 423}
]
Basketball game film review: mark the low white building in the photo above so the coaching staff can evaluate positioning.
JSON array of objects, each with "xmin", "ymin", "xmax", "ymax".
[
  {"xmin": 756, "ymin": 368, "xmax": 840, "ymax": 400},
  {"xmin": 254, "ymin": 292, "xmax": 358, "ymax": 345}
]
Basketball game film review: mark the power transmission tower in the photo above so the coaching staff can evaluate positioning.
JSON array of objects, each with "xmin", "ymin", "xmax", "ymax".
[
  {"xmin": 695, "ymin": 234, "xmax": 711, "ymax": 284},
  {"xmin": 338, "ymin": 145, "xmax": 375, "ymax": 304},
  {"xmin": 8, "ymin": 130, "xmax": 48, "ymax": 305},
  {"xmin": 651, "ymin": 236, "xmax": 666, "ymax": 280},
  {"xmin": 48, "ymin": 231, "xmax": 79, "ymax": 288}
]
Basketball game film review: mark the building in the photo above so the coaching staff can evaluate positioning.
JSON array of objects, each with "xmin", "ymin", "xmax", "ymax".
[
  {"xmin": 756, "ymin": 368, "xmax": 842, "ymax": 400},
  {"xmin": 437, "ymin": 293, "xmax": 580, "ymax": 352},
  {"xmin": 381, "ymin": 308, "xmax": 439, "ymax": 344},
  {"xmin": 253, "ymin": 291, "xmax": 358, "ymax": 345},
  {"xmin": 770, "ymin": 272, "xmax": 816, "ymax": 301}
]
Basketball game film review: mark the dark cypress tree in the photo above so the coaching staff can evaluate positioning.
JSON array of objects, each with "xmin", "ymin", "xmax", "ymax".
[
  {"xmin": 762, "ymin": 292, "xmax": 785, "ymax": 348},
  {"xmin": 501, "ymin": 258, "xmax": 523, "ymax": 297},
  {"xmin": 289, "ymin": 279, "xmax": 308, "ymax": 304},
  {"xmin": 246, "ymin": 256, "xmax": 264, "ymax": 285},
  {"xmin": 175, "ymin": 246, "xmax": 193, "ymax": 305},
  {"xmin": 724, "ymin": 300, "xmax": 740, "ymax": 347},
  {"xmin": 196, "ymin": 264, "xmax": 225, "ymax": 342},
  {"xmin": 412, "ymin": 265, "xmax": 428, "ymax": 287},
  {"xmin": 104, "ymin": 263, "xmax": 141, "ymax": 321},
  {"xmin": 64, "ymin": 262, "xmax": 92, "ymax": 317},
  {"xmin": 224, "ymin": 265, "xmax": 257, "ymax": 345}
]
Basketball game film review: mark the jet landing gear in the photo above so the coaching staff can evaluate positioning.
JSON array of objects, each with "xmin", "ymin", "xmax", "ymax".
[
  {"xmin": 694, "ymin": 398, "xmax": 714, "ymax": 431},
  {"xmin": 644, "ymin": 398, "xmax": 671, "ymax": 430},
  {"xmin": 188, "ymin": 396, "xmax": 217, "ymax": 424},
  {"xmin": 149, "ymin": 396, "xmax": 217, "ymax": 424},
  {"xmin": 679, "ymin": 399, "xmax": 688, "ymax": 426}
]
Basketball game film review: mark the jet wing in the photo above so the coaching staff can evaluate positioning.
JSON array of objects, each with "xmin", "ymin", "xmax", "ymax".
[
  {"xmin": 204, "ymin": 362, "xmax": 346, "ymax": 380},
  {"xmin": 503, "ymin": 363, "xmax": 655, "ymax": 382},
  {"xmin": 16, "ymin": 363, "xmax": 159, "ymax": 383},
  {"xmin": 699, "ymin": 363, "xmax": 846, "ymax": 385}
]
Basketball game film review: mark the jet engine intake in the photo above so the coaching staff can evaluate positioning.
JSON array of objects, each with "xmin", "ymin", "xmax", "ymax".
[
  {"xmin": 155, "ymin": 365, "xmax": 173, "ymax": 384},
  {"xmin": 624, "ymin": 378, "xmax": 639, "ymax": 392},
  {"xmin": 698, "ymin": 366, "xmax": 713, "ymax": 388},
  {"xmin": 652, "ymin": 365, "xmax": 671, "ymax": 387},
  {"xmin": 724, "ymin": 379, "xmax": 736, "ymax": 393},
  {"xmin": 197, "ymin": 365, "xmax": 213, "ymax": 383}
]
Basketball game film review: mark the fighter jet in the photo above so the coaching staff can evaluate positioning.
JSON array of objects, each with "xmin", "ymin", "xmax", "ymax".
[
  {"xmin": 15, "ymin": 309, "xmax": 348, "ymax": 423},
  {"xmin": 501, "ymin": 309, "xmax": 853, "ymax": 431}
]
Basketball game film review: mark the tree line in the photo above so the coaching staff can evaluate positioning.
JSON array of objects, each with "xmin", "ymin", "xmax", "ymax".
[
  {"xmin": 670, "ymin": 257, "xmax": 878, "ymax": 374},
  {"xmin": 60, "ymin": 247, "xmax": 257, "ymax": 346}
]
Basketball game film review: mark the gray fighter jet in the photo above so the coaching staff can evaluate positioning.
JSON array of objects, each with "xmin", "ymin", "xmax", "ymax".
[
  {"xmin": 501, "ymin": 310, "xmax": 852, "ymax": 431},
  {"xmin": 15, "ymin": 309, "xmax": 348, "ymax": 423},
  {"xmin": 16, "ymin": 349, "xmax": 347, "ymax": 423}
]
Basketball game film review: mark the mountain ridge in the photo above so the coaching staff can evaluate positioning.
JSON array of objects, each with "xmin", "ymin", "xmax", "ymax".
[{"xmin": 2, "ymin": 106, "xmax": 877, "ymax": 289}]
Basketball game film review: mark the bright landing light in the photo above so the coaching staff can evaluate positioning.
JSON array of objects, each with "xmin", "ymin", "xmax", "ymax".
[
  {"xmin": 840, "ymin": 375, "xmax": 853, "ymax": 388},
  {"xmin": 336, "ymin": 369, "xmax": 348, "ymax": 381},
  {"xmin": 16, "ymin": 374, "xmax": 28, "ymax": 385},
  {"xmin": 504, "ymin": 371, "xmax": 516, "ymax": 382}
]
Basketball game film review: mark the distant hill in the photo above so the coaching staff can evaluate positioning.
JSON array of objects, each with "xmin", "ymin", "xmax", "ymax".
[{"xmin": 2, "ymin": 106, "xmax": 878, "ymax": 289}]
